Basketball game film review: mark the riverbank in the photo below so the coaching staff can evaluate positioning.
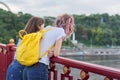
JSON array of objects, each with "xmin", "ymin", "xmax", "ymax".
[{"xmin": 60, "ymin": 47, "xmax": 120, "ymax": 56}]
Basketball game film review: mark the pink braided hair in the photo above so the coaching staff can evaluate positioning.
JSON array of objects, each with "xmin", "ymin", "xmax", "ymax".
[{"xmin": 55, "ymin": 14, "xmax": 74, "ymax": 36}]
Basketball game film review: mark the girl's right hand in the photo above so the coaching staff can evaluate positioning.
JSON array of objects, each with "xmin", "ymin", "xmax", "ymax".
[{"xmin": 48, "ymin": 51, "xmax": 54, "ymax": 57}]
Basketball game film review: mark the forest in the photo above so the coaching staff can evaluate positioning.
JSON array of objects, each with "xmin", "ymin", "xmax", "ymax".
[{"xmin": 0, "ymin": 8, "xmax": 120, "ymax": 47}]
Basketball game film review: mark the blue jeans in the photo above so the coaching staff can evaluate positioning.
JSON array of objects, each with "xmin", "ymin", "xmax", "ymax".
[
  {"xmin": 23, "ymin": 62, "xmax": 48, "ymax": 80},
  {"xmin": 6, "ymin": 60, "xmax": 25, "ymax": 80}
]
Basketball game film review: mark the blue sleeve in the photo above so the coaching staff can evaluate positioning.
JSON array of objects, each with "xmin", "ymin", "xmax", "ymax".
[
  {"xmin": 14, "ymin": 39, "xmax": 21, "ymax": 59},
  {"xmin": 16, "ymin": 39, "xmax": 21, "ymax": 47}
]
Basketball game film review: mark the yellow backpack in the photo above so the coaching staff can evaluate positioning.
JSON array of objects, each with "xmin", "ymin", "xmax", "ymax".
[{"xmin": 16, "ymin": 28, "xmax": 54, "ymax": 66}]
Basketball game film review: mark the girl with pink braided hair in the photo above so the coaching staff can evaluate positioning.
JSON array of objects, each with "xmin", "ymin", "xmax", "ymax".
[{"xmin": 23, "ymin": 14, "xmax": 75, "ymax": 80}]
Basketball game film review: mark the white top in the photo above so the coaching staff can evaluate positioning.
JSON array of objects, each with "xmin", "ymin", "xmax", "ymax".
[{"xmin": 39, "ymin": 26, "xmax": 66, "ymax": 65}]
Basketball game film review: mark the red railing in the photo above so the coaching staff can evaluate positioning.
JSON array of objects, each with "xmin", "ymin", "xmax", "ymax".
[
  {"xmin": 0, "ymin": 43, "xmax": 16, "ymax": 80},
  {"xmin": 0, "ymin": 43, "xmax": 120, "ymax": 80},
  {"xmin": 49, "ymin": 57, "xmax": 120, "ymax": 80}
]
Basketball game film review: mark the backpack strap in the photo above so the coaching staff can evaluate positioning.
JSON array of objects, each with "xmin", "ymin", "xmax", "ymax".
[
  {"xmin": 19, "ymin": 30, "xmax": 27, "ymax": 39},
  {"xmin": 39, "ymin": 44, "xmax": 54, "ymax": 60}
]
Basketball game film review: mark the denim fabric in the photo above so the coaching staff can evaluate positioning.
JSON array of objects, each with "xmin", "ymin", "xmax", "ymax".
[
  {"xmin": 6, "ymin": 60, "xmax": 25, "ymax": 80},
  {"xmin": 23, "ymin": 62, "xmax": 48, "ymax": 80}
]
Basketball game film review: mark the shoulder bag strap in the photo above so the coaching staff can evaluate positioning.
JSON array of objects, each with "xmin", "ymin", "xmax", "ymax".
[
  {"xmin": 38, "ymin": 27, "xmax": 55, "ymax": 59},
  {"xmin": 39, "ymin": 44, "xmax": 55, "ymax": 60}
]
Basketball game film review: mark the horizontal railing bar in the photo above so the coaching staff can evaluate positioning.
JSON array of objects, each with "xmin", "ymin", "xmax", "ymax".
[
  {"xmin": 0, "ymin": 43, "xmax": 6, "ymax": 48},
  {"xmin": 50, "ymin": 56, "xmax": 120, "ymax": 79}
]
